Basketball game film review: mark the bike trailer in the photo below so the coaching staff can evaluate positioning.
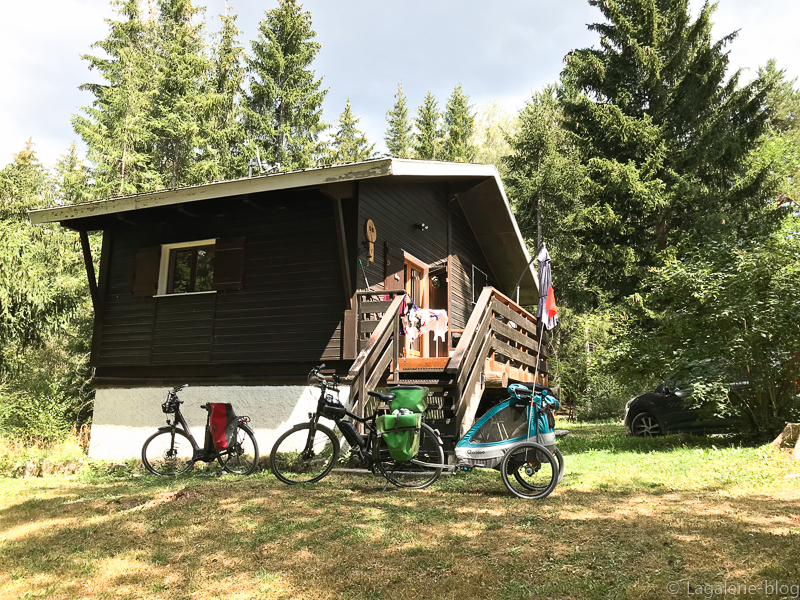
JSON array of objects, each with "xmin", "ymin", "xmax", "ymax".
[
  {"xmin": 388, "ymin": 385, "xmax": 429, "ymax": 413},
  {"xmin": 205, "ymin": 403, "xmax": 239, "ymax": 452},
  {"xmin": 376, "ymin": 412, "xmax": 422, "ymax": 462},
  {"xmin": 455, "ymin": 384, "xmax": 560, "ymax": 469}
]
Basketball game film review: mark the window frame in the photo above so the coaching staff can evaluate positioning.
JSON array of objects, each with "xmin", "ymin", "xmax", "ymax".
[
  {"xmin": 472, "ymin": 264, "xmax": 488, "ymax": 305},
  {"xmin": 156, "ymin": 238, "xmax": 217, "ymax": 297}
]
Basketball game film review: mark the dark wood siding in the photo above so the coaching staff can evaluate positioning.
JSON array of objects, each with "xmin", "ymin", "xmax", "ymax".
[
  {"xmin": 357, "ymin": 181, "xmax": 494, "ymax": 330},
  {"xmin": 449, "ymin": 200, "xmax": 495, "ymax": 329},
  {"xmin": 357, "ymin": 181, "xmax": 449, "ymax": 291},
  {"xmin": 96, "ymin": 190, "xmax": 344, "ymax": 375}
]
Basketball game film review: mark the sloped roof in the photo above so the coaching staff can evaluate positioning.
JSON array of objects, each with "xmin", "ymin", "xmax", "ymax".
[{"xmin": 29, "ymin": 158, "xmax": 539, "ymax": 304}]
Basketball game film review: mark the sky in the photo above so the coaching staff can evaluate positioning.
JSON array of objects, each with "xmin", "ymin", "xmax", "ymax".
[{"xmin": 1, "ymin": 0, "xmax": 799, "ymax": 170}]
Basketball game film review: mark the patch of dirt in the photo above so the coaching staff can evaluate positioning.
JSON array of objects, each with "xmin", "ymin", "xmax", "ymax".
[{"xmin": 142, "ymin": 488, "xmax": 201, "ymax": 509}]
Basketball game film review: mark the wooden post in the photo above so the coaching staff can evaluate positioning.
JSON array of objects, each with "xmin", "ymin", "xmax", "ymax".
[
  {"xmin": 79, "ymin": 230, "xmax": 99, "ymax": 312},
  {"xmin": 484, "ymin": 370, "xmax": 508, "ymax": 388},
  {"xmin": 393, "ymin": 311, "xmax": 400, "ymax": 383}
]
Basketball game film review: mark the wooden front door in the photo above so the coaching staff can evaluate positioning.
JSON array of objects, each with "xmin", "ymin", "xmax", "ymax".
[{"xmin": 404, "ymin": 253, "xmax": 429, "ymax": 358}]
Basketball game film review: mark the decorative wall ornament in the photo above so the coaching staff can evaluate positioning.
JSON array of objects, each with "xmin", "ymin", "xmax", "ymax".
[{"xmin": 365, "ymin": 219, "xmax": 377, "ymax": 262}]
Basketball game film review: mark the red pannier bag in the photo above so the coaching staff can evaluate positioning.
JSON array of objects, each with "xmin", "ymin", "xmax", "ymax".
[{"xmin": 206, "ymin": 403, "xmax": 238, "ymax": 452}]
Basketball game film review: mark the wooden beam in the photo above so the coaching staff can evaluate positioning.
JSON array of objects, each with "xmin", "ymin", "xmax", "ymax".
[
  {"xmin": 320, "ymin": 181, "xmax": 357, "ymax": 201},
  {"xmin": 89, "ymin": 230, "xmax": 111, "ymax": 367},
  {"xmin": 79, "ymin": 230, "xmax": 99, "ymax": 312},
  {"xmin": 331, "ymin": 198, "xmax": 353, "ymax": 309}
]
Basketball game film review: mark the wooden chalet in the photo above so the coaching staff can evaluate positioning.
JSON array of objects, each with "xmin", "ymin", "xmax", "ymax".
[{"xmin": 29, "ymin": 158, "xmax": 548, "ymax": 459}]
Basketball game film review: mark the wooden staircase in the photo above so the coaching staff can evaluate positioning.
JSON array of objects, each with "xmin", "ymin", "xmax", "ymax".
[{"xmin": 346, "ymin": 287, "xmax": 548, "ymax": 454}]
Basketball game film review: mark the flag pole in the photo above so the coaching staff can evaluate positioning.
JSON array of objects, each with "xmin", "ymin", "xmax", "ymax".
[{"xmin": 526, "ymin": 319, "xmax": 544, "ymax": 442}]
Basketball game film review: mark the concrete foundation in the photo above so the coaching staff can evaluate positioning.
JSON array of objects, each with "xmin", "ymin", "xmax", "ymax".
[{"xmin": 89, "ymin": 384, "xmax": 350, "ymax": 460}]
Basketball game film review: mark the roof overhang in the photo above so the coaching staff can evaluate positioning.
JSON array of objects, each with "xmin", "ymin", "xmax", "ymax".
[{"xmin": 29, "ymin": 158, "xmax": 539, "ymax": 304}]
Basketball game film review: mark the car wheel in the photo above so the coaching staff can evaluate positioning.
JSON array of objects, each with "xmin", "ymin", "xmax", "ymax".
[{"xmin": 631, "ymin": 412, "xmax": 661, "ymax": 437}]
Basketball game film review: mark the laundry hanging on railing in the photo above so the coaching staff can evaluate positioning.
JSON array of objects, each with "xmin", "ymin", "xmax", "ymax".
[{"xmin": 405, "ymin": 305, "xmax": 448, "ymax": 343}]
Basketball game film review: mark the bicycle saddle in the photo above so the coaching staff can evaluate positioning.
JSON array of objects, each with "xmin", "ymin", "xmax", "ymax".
[{"xmin": 367, "ymin": 391, "xmax": 395, "ymax": 403}]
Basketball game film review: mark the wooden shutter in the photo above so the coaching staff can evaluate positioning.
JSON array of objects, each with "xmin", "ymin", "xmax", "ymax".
[
  {"xmin": 132, "ymin": 246, "xmax": 161, "ymax": 297},
  {"xmin": 213, "ymin": 237, "xmax": 246, "ymax": 291}
]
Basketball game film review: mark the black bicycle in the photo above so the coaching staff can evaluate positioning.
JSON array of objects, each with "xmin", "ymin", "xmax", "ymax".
[
  {"xmin": 269, "ymin": 365, "xmax": 444, "ymax": 489},
  {"xmin": 141, "ymin": 385, "xmax": 259, "ymax": 476}
]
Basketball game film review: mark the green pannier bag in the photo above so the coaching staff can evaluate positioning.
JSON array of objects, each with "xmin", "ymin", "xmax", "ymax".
[
  {"xmin": 389, "ymin": 385, "xmax": 429, "ymax": 413},
  {"xmin": 376, "ymin": 412, "xmax": 422, "ymax": 462}
]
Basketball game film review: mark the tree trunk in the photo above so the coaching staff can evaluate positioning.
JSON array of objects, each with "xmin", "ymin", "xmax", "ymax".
[{"xmin": 771, "ymin": 423, "xmax": 800, "ymax": 449}]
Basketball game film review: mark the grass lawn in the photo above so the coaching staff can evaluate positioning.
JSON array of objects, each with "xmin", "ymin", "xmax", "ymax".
[{"xmin": 1, "ymin": 421, "xmax": 798, "ymax": 600}]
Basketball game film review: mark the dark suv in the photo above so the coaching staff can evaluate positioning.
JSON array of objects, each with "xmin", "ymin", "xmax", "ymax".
[{"xmin": 624, "ymin": 377, "xmax": 731, "ymax": 437}]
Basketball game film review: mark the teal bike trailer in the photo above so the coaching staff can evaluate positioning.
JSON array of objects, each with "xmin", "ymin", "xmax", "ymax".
[{"xmin": 455, "ymin": 383, "xmax": 564, "ymax": 499}]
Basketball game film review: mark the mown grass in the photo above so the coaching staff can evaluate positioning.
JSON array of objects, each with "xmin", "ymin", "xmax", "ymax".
[{"xmin": 0, "ymin": 421, "xmax": 798, "ymax": 600}]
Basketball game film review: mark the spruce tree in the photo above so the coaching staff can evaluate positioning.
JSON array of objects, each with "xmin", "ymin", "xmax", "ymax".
[
  {"xmin": 53, "ymin": 143, "xmax": 92, "ymax": 206},
  {"xmin": 72, "ymin": 0, "xmax": 157, "ymax": 197},
  {"xmin": 413, "ymin": 90, "xmax": 441, "ymax": 160},
  {"xmin": 244, "ymin": 0, "xmax": 327, "ymax": 171},
  {"xmin": 204, "ymin": 10, "xmax": 247, "ymax": 181},
  {"xmin": 150, "ymin": 0, "xmax": 214, "ymax": 188},
  {"xmin": 327, "ymin": 100, "xmax": 375, "ymax": 165},
  {"xmin": 504, "ymin": 87, "xmax": 588, "ymax": 306},
  {"xmin": 442, "ymin": 84, "xmax": 476, "ymax": 162},
  {"xmin": 558, "ymin": 0, "xmax": 773, "ymax": 304},
  {"xmin": 384, "ymin": 82, "xmax": 412, "ymax": 158}
]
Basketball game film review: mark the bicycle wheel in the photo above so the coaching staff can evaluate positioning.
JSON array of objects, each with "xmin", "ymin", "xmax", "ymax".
[
  {"xmin": 501, "ymin": 441, "xmax": 558, "ymax": 499},
  {"xmin": 142, "ymin": 429, "xmax": 195, "ymax": 476},
  {"xmin": 217, "ymin": 423, "xmax": 260, "ymax": 475},
  {"xmin": 375, "ymin": 422, "xmax": 443, "ymax": 489},
  {"xmin": 512, "ymin": 446, "xmax": 564, "ymax": 489},
  {"xmin": 270, "ymin": 423, "xmax": 339, "ymax": 485}
]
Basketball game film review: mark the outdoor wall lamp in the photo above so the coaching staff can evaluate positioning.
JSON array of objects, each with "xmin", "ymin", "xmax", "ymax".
[{"xmin": 414, "ymin": 223, "xmax": 429, "ymax": 231}]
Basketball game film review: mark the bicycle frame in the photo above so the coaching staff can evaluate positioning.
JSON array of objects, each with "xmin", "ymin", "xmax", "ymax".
[
  {"xmin": 304, "ymin": 377, "xmax": 381, "ymax": 466},
  {"xmin": 161, "ymin": 392, "xmax": 232, "ymax": 463}
]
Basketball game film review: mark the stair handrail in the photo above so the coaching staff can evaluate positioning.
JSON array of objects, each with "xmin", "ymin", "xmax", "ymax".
[
  {"xmin": 348, "ymin": 294, "xmax": 405, "ymax": 417},
  {"xmin": 445, "ymin": 287, "xmax": 546, "ymax": 435}
]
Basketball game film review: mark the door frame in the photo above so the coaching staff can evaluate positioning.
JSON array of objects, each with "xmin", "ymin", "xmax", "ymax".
[{"xmin": 403, "ymin": 251, "xmax": 429, "ymax": 358}]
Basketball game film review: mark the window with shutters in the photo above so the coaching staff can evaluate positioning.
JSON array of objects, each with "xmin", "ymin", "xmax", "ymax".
[{"xmin": 139, "ymin": 237, "xmax": 245, "ymax": 297}]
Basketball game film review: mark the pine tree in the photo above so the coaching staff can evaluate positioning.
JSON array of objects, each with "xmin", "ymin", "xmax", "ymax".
[
  {"xmin": 473, "ymin": 101, "xmax": 517, "ymax": 171},
  {"xmin": 53, "ymin": 144, "xmax": 92, "ymax": 206},
  {"xmin": 442, "ymin": 84, "xmax": 476, "ymax": 162},
  {"xmin": 72, "ymin": 0, "xmax": 158, "ymax": 197},
  {"xmin": 203, "ymin": 9, "xmax": 247, "ymax": 181},
  {"xmin": 384, "ymin": 82, "xmax": 412, "ymax": 158},
  {"xmin": 244, "ymin": 0, "xmax": 327, "ymax": 171},
  {"xmin": 327, "ymin": 100, "xmax": 376, "ymax": 165},
  {"xmin": 504, "ymin": 87, "xmax": 588, "ymax": 305},
  {"xmin": 413, "ymin": 90, "xmax": 441, "ymax": 160},
  {"xmin": 558, "ymin": 0, "xmax": 773, "ymax": 304},
  {"xmin": 150, "ymin": 0, "xmax": 214, "ymax": 188}
]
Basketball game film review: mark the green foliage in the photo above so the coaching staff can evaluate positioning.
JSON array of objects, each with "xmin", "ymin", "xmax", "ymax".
[
  {"xmin": 150, "ymin": 0, "xmax": 215, "ymax": 188},
  {"xmin": 413, "ymin": 91, "xmax": 442, "ymax": 160},
  {"xmin": 52, "ymin": 144, "xmax": 92, "ymax": 206},
  {"xmin": 616, "ymin": 213, "xmax": 800, "ymax": 438},
  {"xmin": 73, "ymin": 0, "xmax": 159, "ymax": 197},
  {"xmin": 0, "ymin": 143, "xmax": 94, "ymax": 444},
  {"xmin": 326, "ymin": 99, "xmax": 375, "ymax": 165},
  {"xmin": 548, "ymin": 307, "xmax": 641, "ymax": 420},
  {"xmin": 203, "ymin": 11, "xmax": 248, "ymax": 181},
  {"xmin": 441, "ymin": 84, "xmax": 476, "ymax": 162},
  {"xmin": 503, "ymin": 86, "xmax": 588, "ymax": 303},
  {"xmin": 384, "ymin": 82, "xmax": 412, "ymax": 158},
  {"xmin": 244, "ymin": 0, "xmax": 328, "ymax": 171},
  {"xmin": 471, "ymin": 101, "xmax": 517, "ymax": 173},
  {"xmin": 558, "ymin": 0, "xmax": 775, "ymax": 306}
]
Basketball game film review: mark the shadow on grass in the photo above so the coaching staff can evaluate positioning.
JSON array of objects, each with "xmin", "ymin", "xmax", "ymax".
[{"xmin": 0, "ymin": 473, "xmax": 798, "ymax": 600}]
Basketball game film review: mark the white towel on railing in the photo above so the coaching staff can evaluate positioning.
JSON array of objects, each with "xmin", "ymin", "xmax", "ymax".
[{"xmin": 405, "ymin": 308, "xmax": 448, "ymax": 343}]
